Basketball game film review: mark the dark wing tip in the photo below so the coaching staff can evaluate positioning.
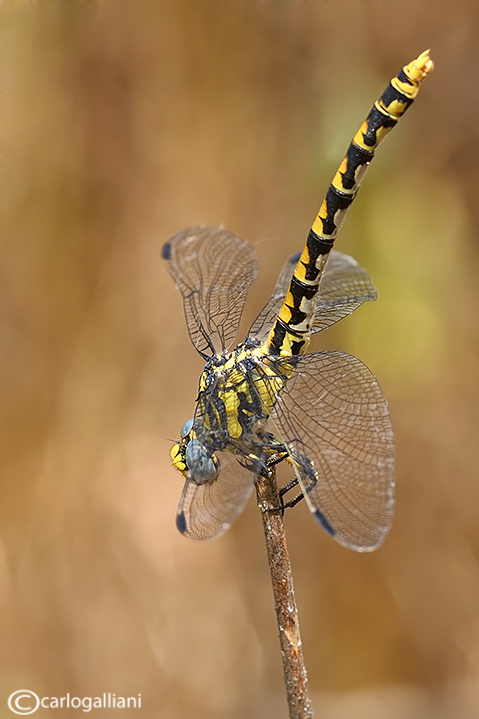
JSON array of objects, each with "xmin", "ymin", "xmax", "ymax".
[
  {"xmin": 313, "ymin": 508, "xmax": 336, "ymax": 536},
  {"xmin": 162, "ymin": 241, "xmax": 172, "ymax": 260},
  {"xmin": 176, "ymin": 511, "xmax": 187, "ymax": 534}
]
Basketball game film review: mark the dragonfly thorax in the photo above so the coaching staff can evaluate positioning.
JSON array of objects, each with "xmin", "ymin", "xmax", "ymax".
[
  {"xmin": 171, "ymin": 338, "xmax": 297, "ymax": 485},
  {"xmin": 197, "ymin": 339, "xmax": 296, "ymax": 443}
]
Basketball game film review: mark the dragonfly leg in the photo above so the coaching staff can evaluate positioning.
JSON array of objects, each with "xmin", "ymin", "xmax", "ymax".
[
  {"xmin": 279, "ymin": 478, "xmax": 305, "ymax": 512},
  {"xmin": 266, "ymin": 452, "xmax": 289, "ymax": 468},
  {"xmin": 279, "ymin": 477, "xmax": 299, "ymax": 495},
  {"xmin": 238, "ymin": 454, "xmax": 270, "ymax": 478},
  {"xmin": 262, "ymin": 477, "xmax": 304, "ymax": 516}
]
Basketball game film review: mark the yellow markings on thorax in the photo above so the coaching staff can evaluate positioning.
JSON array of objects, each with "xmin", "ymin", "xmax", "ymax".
[
  {"xmin": 253, "ymin": 374, "xmax": 282, "ymax": 415},
  {"xmin": 221, "ymin": 388, "xmax": 243, "ymax": 439},
  {"xmin": 222, "ymin": 354, "xmax": 237, "ymax": 371},
  {"xmin": 251, "ymin": 346, "xmax": 295, "ymax": 410}
]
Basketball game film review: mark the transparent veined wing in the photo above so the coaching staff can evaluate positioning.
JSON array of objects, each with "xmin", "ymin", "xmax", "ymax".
[
  {"xmin": 176, "ymin": 452, "xmax": 256, "ymax": 540},
  {"xmin": 248, "ymin": 250, "xmax": 302, "ymax": 340},
  {"xmin": 162, "ymin": 226, "xmax": 258, "ymax": 358},
  {"xmin": 270, "ymin": 351, "xmax": 394, "ymax": 551},
  {"xmin": 249, "ymin": 250, "xmax": 377, "ymax": 341},
  {"xmin": 310, "ymin": 251, "xmax": 378, "ymax": 333}
]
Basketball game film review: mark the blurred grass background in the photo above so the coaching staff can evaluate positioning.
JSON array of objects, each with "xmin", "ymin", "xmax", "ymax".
[{"xmin": 2, "ymin": 1, "xmax": 479, "ymax": 717}]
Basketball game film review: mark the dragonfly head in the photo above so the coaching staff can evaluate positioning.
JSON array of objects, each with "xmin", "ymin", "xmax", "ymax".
[
  {"xmin": 170, "ymin": 418, "xmax": 219, "ymax": 484},
  {"xmin": 185, "ymin": 438, "xmax": 218, "ymax": 483}
]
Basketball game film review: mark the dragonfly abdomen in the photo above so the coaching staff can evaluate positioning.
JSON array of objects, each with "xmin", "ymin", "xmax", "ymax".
[{"xmin": 263, "ymin": 50, "xmax": 433, "ymax": 358}]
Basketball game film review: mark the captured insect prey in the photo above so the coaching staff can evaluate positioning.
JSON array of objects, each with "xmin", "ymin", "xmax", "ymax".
[{"xmin": 163, "ymin": 50, "xmax": 433, "ymax": 551}]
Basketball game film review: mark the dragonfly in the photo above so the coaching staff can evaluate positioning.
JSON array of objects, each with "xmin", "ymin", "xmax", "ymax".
[{"xmin": 163, "ymin": 50, "xmax": 433, "ymax": 551}]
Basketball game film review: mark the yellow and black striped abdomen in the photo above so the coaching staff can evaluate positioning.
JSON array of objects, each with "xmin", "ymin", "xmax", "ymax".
[{"xmin": 264, "ymin": 50, "xmax": 433, "ymax": 357}]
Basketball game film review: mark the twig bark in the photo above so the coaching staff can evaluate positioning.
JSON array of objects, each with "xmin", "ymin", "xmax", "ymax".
[{"xmin": 255, "ymin": 467, "xmax": 314, "ymax": 719}]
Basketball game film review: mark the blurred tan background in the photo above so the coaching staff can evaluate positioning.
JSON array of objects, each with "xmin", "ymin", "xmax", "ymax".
[{"xmin": 2, "ymin": 1, "xmax": 479, "ymax": 717}]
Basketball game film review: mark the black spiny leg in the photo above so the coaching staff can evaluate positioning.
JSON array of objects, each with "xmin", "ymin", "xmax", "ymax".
[
  {"xmin": 239, "ymin": 454, "xmax": 270, "ymax": 478},
  {"xmin": 279, "ymin": 478, "xmax": 305, "ymax": 513}
]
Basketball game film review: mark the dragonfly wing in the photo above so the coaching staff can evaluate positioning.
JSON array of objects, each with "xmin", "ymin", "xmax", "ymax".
[
  {"xmin": 176, "ymin": 452, "xmax": 256, "ymax": 540},
  {"xmin": 270, "ymin": 351, "xmax": 394, "ymax": 551},
  {"xmin": 311, "ymin": 251, "xmax": 377, "ymax": 333},
  {"xmin": 248, "ymin": 250, "xmax": 377, "ymax": 341},
  {"xmin": 163, "ymin": 226, "xmax": 258, "ymax": 357},
  {"xmin": 248, "ymin": 251, "xmax": 300, "ymax": 340}
]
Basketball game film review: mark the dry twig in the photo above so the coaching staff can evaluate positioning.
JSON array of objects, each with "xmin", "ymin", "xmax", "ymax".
[{"xmin": 256, "ymin": 467, "xmax": 314, "ymax": 719}]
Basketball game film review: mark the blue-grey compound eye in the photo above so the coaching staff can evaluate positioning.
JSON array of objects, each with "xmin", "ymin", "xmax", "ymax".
[
  {"xmin": 180, "ymin": 418, "xmax": 194, "ymax": 439},
  {"xmin": 185, "ymin": 438, "xmax": 217, "ymax": 483}
]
